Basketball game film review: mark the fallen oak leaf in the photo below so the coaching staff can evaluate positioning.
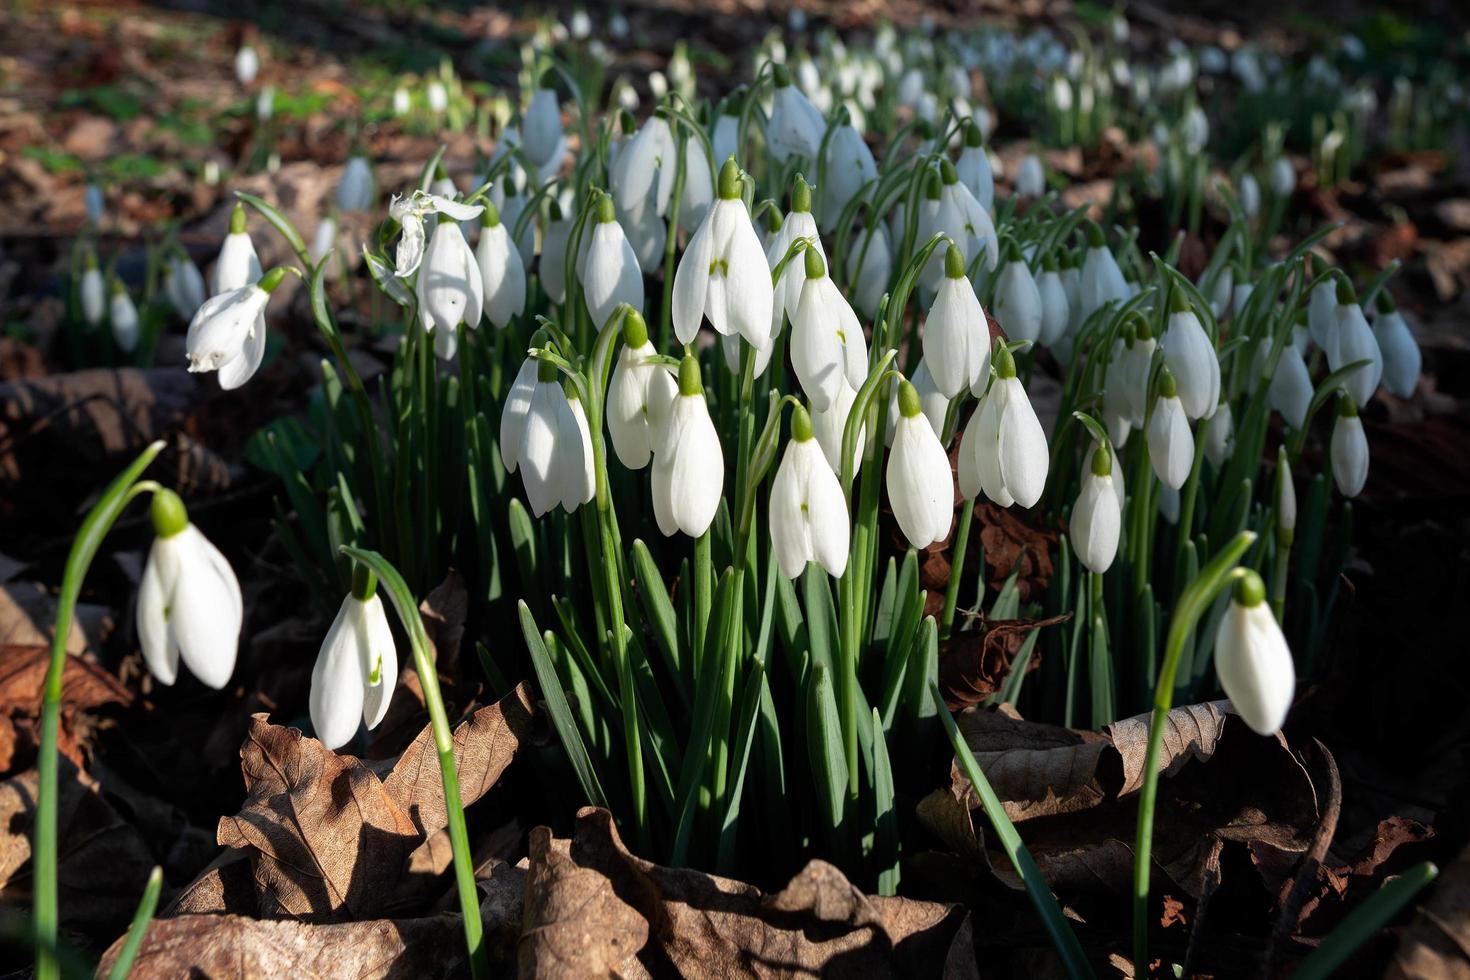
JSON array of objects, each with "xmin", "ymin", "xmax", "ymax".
[
  {"xmin": 937, "ymin": 613, "xmax": 1071, "ymax": 710},
  {"xmin": 0, "ymin": 643, "xmax": 131, "ymax": 772}
]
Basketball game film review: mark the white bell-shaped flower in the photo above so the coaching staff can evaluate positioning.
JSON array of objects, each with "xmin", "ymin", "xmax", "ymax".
[
  {"xmin": 607, "ymin": 312, "xmax": 677, "ymax": 470},
  {"xmin": 678, "ymin": 138, "xmax": 715, "ymax": 234},
  {"xmin": 1372, "ymin": 292, "xmax": 1421, "ymax": 398},
  {"xmin": 310, "ymin": 215, "xmax": 338, "ymax": 267},
  {"xmin": 920, "ymin": 162, "xmax": 999, "ymax": 290},
  {"xmin": 1203, "ymin": 399, "xmax": 1233, "ymax": 469},
  {"xmin": 886, "ymin": 359, "xmax": 950, "ymax": 445},
  {"xmin": 770, "ymin": 404, "xmax": 851, "ymax": 578},
  {"xmin": 1014, "ymin": 153, "xmax": 1045, "ymax": 199},
  {"xmin": 522, "ymin": 76, "xmax": 563, "ymax": 171},
  {"xmin": 960, "ymin": 344, "xmax": 1048, "ymax": 507},
  {"xmin": 812, "ymin": 374, "xmax": 864, "ymax": 474},
  {"xmin": 234, "ymin": 45, "xmax": 258, "ymax": 86},
  {"xmin": 846, "ymin": 223, "xmax": 892, "ymax": 321},
  {"xmin": 1307, "ymin": 277, "xmax": 1337, "ymax": 351},
  {"xmin": 1330, "ymin": 394, "xmax": 1368, "ymax": 498},
  {"xmin": 673, "ymin": 158, "xmax": 776, "ymax": 348},
  {"xmin": 1239, "ymin": 173, "xmax": 1261, "ymax": 218},
  {"xmin": 1214, "ymin": 571, "xmax": 1295, "ymax": 735},
  {"xmin": 540, "ymin": 200, "xmax": 573, "ymax": 305},
  {"xmin": 80, "ymin": 256, "xmax": 105, "ymax": 326},
  {"xmin": 1070, "ymin": 442, "xmax": 1121, "ymax": 573},
  {"xmin": 309, "ymin": 570, "xmax": 398, "ymax": 751},
  {"xmin": 820, "ymin": 118, "xmax": 877, "ymax": 231},
  {"xmin": 790, "ymin": 248, "xmax": 868, "ymax": 412},
  {"xmin": 765, "ymin": 175, "xmax": 824, "ymax": 330},
  {"xmin": 475, "ymin": 201, "xmax": 526, "ymax": 330},
  {"xmin": 1267, "ymin": 340, "xmax": 1313, "ymax": 430},
  {"xmin": 1102, "ymin": 338, "xmax": 1134, "ymax": 448},
  {"xmin": 992, "ymin": 242, "xmax": 1043, "ymax": 345},
  {"xmin": 1147, "ymin": 368, "xmax": 1194, "ymax": 490},
  {"xmin": 922, "ymin": 244, "xmax": 990, "ymax": 398},
  {"xmin": 1123, "ymin": 324, "xmax": 1158, "ymax": 429},
  {"xmin": 652, "ymin": 357, "xmax": 725, "ymax": 537},
  {"xmin": 165, "ymin": 254, "xmax": 206, "ymax": 321},
  {"xmin": 502, "ymin": 359, "xmax": 594, "ymax": 516},
  {"xmin": 138, "ymin": 489, "xmax": 242, "ymax": 689},
  {"xmin": 712, "ymin": 108, "xmax": 740, "ymax": 167},
  {"xmin": 579, "ymin": 192, "xmax": 642, "ymax": 329},
  {"xmin": 1079, "ymin": 221, "xmax": 1128, "ymax": 321},
  {"xmin": 610, "ymin": 112, "xmax": 677, "ymax": 217},
  {"xmin": 1327, "ymin": 282, "xmax": 1382, "ymax": 408},
  {"xmin": 1269, "ymin": 156, "xmax": 1296, "ymax": 197},
  {"xmin": 389, "ymin": 190, "xmax": 483, "ymax": 279},
  {"xmin": 213, "ymin": 204, "xmax": 263, "ymax": 295},
  {"xmin": 109, "ymin": 281, "xmax": 139, "ymax": 353},
  {"xmin": 418, "ymin": 219, "xmax": 483, "ymax": 360},
  {"xmin": 955, "ymin": 119, "xmax": 994, "ymax": 212},
  {"xmin": 1036, "ymin": 257, "xmax": 1071, "ymax": 346},
  {"xmin": 186, "ymin": 266, "xmax": 284, "ymax": 389},
  {"xmin": 1160, "ymin": 296, "xmax": 1221, "ymax": 420},
  {"xmin": 888, "ymin": 377, "xmax": 955, "ymax": 548},
  {"xmin": 768, "ymin": 63, "xmax": 825, "ymax": 163},
  {"xmin": 337, "ymin": 155, "xmax": 376, "ymax": 212}
]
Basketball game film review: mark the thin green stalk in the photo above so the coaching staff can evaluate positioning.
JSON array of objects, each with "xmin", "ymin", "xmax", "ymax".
[
  {"xmin": 1292, "ymin": 861, "xmax": 1438, "ymax": 980},
  {"xmin": 935, "ymin": 682, "xmax": 1095, "ymax": 979},
  {"xmin": 105, "ymin": 866, "xmax": 162, "ymax": 980},
  {"xmin": 35, "ymin": 441, "xmax": 165, "ymax": 980},
  {"xmin": 1271, "ymin": 538, "xmax": 1293, "ymax": 622},
  {"xmin": 940, "ymin": 501, "xmax": 975, "ymax": 640},
  {"xmin": 1173, "ymin": 414, "xmax": 1210, "ymax": 593},
  {"xmin": 1088, "ymin": 571, "xmax": 1114, "ymax": 727},
  {"xmin": 1131, "ymin": 531, "xmax": 1256, "ymax": 973},
  {"xmin": 339, "ymin": 547, "xmax": 488, "ymax": 980}
]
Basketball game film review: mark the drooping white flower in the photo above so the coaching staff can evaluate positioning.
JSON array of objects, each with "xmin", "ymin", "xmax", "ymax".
[
  {"xmin": 1147, "ymin": 369, "xmax": 1194, "ymax": 490},
  {"xmin": 672, "ymin": 157, "xmax": 775, "ymax": 349},
  {"xmin": 919, "ymin": 162, "xmax": 999, "ymax": 290},
  {"xmin": 522, "ymin": 76, "xmax": 563, "ymax": 171},
  {"xmin": 770, "ymin": 404, "xmax": 850, "ymax": 578},
  {"xmin": 476, "ymin": 201, "xmax": 526, "ymax": 329},
  {"xmin": 389, "ymin": 191, "xmax": 483, "ymax": 279},
  {"xmin": 768, "ymin": 63, "xmax": 825, "ymax": 163},
  {"xmin": 812, "ymin": 374, "xmax": 864, "ymax": 474},
  {"xmin": 790, "ymin": 247, "xmax": 867, "ymax": 412},
  {"xmin": 1014, "ymin": 153, "xmax": 1045, "ymax": 199},
  {"xmin": 577, "ymin": 192, "xmax": 642, "ymax": 329},
  {"xmin": 80, "ymin": 255, "xmax": 105, "ymax": 326},
  {"xmin": 820, "ymin": 117, "xmax": 877, "ymax": 231},
  {"xmin": 1201, "ymin": 265, "xmax": 1233, "ymax": 320},
  {"xmin": 84, "ymin": 183, "xmax": 104, "ymax": 225},
  {"xmin": 1269, "ymin": 156, "xmax": 1296, "ymax": 197},
  {"xmin": 992, "ymin": 243, "xmax": 1043, "ymax": 345},
  {"xmin": 609, "ymin": 112, "xmax": 677, "ymax": 218},
  {"xmin": 713, "ymin": 107, "xmax": 741, "ymax": 166},
  {"xmin": 1070, "ymin": 442, "xmax": 1121, "ymax": 573},
  {"xmin": 540, "ymin": 199, "xmax": 573, "ymax": 305},
  {"xmin": 1327, "ymin": 283, "xmax": 1383, "ymax": 408},
  {"xmin": 959, "ymin": 344, "xmax": 1048, "ymax": 507},
  {"xmin": 309, "ymin": 577, "xmax": 398, "ymax": 750},
  {"xmin": 502, "ymin": 359, "xmax": 594, "ymax": 516},
  {"xmin": 1372, "ymin": 292, "xmax": 1421, "ymax": 398},
  {"xmin": 1102, "ymin": 337, "xmax": 1134, "ymax": 448},
  {"xmin": 1122, "ymin": 323, "xmax": 1158, "ymax": 428},
  {"xmin": 1036, "ymin": 257, "xmax": 1070, "ymax": 346},
  {"xmin": 418, "ymin": 219, "xmax": 483, "ymax": 359},
  {"xmin": 109, "ymin": 281, "xmax": 139, "ymax": 353},
  {"xmin": 426, "ymin": 80, "xmax": 448, "ymax": 114},
  {"xmin": 607, "ymin": 312, "xmax": 677, "ymax": 470},
  {"xmin": 1239, "ymin": 173, "xmax": 1261, "ymax": 218},
  {"xmin": 1214, "ymin": 571, "xmax": 1295, "ymax": 735},
  {"xmin": 1203, "ymin": 399, "xmax": 1234, "ymax": 469},
  {"xmin": 1267, "ymin": 339, "xmax": 1313, "ymax": 430},
  {"xmin": 138, "ymin": 489, "xmax": 242, "ymax": 689},
  {"xmin": 955, "ymin": 119, "xmax": 994, "ymax": 212},
  {"xmin": 888, "ymin": 377, "xmax": 955, "ymax": 548},
  {"xmin": 213, "ymin": 204, "xmax": 262, "ymax": 295},
  {"xmin": 164, "ymin": 254, "xmax": 206, "ymax": 321},
  {"xmin": 310, "ymin": 214, "xmax": 338, "ymax": 266},
  {"xmin": 652, "ymin": 356, "xmax": 725, "ymax": 537},
  {"xmin": 186, "ymin": 267, "xmax": 284, "ymax": 389},
  {"xmin": 337, "ymin": 155, "xmax": 376, "ymax": 212},
  {"xmin": 1330, "ymin": 394, "xmax": 1368, "ymax": 498},
  {"xmin": 1079, "ymin": 221, "xmax": 1129, "ymax": 321},
  {"xmin": 765, "ymin": 175, "xmax": 824, "ymax": 330},
  {"xmin": 235, "ymin": 45, "xmax": 259, "ymax": 86},
  {"xmin": 1307, "ymin": 276, "xmax": 1337, "ymax": 350},
  {"xmin": 846, "ymin": 223, "xmax": 892, "ymax": 321},
  {"xmin": 255, "ymin": 85, "xmax": 274, "ymax": 122},
  {"xmin": 922, "ymin": 243, "xmax": 990, "ymax": 398},
  {"xmin": 393, "ymin": 86, "xmax": 411, "ymax": 116},
  {"xmin": 1160, "ymin": 298, "xmax": 1221, "ymax": 420}
]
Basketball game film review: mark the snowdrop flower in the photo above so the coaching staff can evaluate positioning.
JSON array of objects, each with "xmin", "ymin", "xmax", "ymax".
[
  {"xmin": 522, "ymin": 73, "xmax": 563, "ymax": 171},
  {"xmin": 426, "ymin": 80, "xmax": 448, "ymax": 114},
  {"xmin": 1122, "ymin": 319, "xmax": 1157, "ymax": 429},
  {"xmin": 1307, "ymin": 277, "xmax": 1337, "ymax": 350},
  {"xmin": 418, "ymin": 218, "xmax": 483, "ymax": 359},
  {"xmin": 389, "ymin": 191, "xmax": 483, "ymax": 279},
  {"xmin": 921, "ymin": 161, "xmax": 998, "ymax": 288},
  {"xmin": 1102, "ymin": 338, "xmax": 1134, "ymax": 447},
  {"xmin": 255, "ymin": 85, "xmax": 274, "ymax": 122},
  {"xmin": 610, "ymin": 112, "xmax": 677, "ymax": 218},
  {"xmin": 1147, "ymin": 368, "xmax": 1194, "ymax": 490},
  {"xmin": 992, "ymin": 241, "xmax": 1042, "ymax": 345},
  {"xmin": 1079, "ymin": 221, "xmax": 1128, "ymax": 320},
  {"xmin": 309, "ymin": 567, "xmax": 398, "ymax": 751},
  {"xmin": 888, "ymin": 378, "xmax": 955, "ymax": 548},
  {"xmin": 1372, "ymin": 292, "xmax": 1421, "ymax": 398},
  {"xmin": 959, "ymin": 344, "xmax": 1048, "ymax": 507},
  {"xmin": 1036, "ymin": 255, "xmax": 1070, "ymax": 346},
  {"xmin": 213, "ymin": 204, "xmax": 262, "ymax": 295},
  {"xmin": 476, "ymin": 201, "xmax": 526, "ymax": 329},
  {"xmin": 1160, "ymin": 293, "xmax": 1220, "ymax": 420},
  {"xmin": 501, "ymin": 357, "xmax": 594, "ymax": 516},
  {"xmin": 821, "ymin": 114, "xmax": 877, "ymax": 231},
  {"xmin": 138, "ymin": 489, "xmax": 242, "ymax": 689},
  {"xmin": 652, "ymin": 356, "xmax": 724, "ymax": 538},
  {"xmin": 812, "ymin": 374, "xmax": 863, "ymax": 474},
  {"xmin": 310, "ymin": 214, "xmax": 337, "ymax": 265},
  {"xmin": 713, "ymin": 101, "xmax": 742, "ymax": 166},
  {"xmin": 79, "ymin": 253, "xmax": 105, "ymax": 326},
  {"xmin": 186, "ymin": 266, "xmax": 286, "ymax": 389},
  {"xmin": 1214, "ymin": 571, "xmax": 1294, "ymax": 735},
  {"xmin": 1239, "ymin": 173, "xmax": 1261, "ymax": 218},
  {"xmin": 109, "ymin": 281, "xmax": 139, "ymax": 353},
  {"xmin": 1015, "ymin": 153, "xmax": 1045, "ymax": 199},
  {"xmin": 1330, "ymin": 393, "xmax": 1368, "ymax": 498},
  {"xmin": 1202, "ymin": 266, "xmax": 1233, "ymax": 320},
  {"xmin": 791, "ymin": 248, "xmax": 867, "ymax": 412},
  {"xmin": 393, "ymin": 86, "xmax": 411, "ymax": 116},
  {"xmin": 770, "ymin": 403, "xmax": 850, "ymax": 578},
  {"xmin": 765, "ymin": 175, "xmax": 823, "ymax": 328},
  {"xmin": 1182, "ymin": 105, "xmax": 1209, "ymax": 152},
  {"xmin": 608, "ymin": 312, "xmax": 677, "ymax": 470},
  {"xmin": 768, "ymin": 63, "xmax": 825, "ymax": 164},
  {"xmin": 84, "ymin": 183, "xmax": 104, "ymax": 225},
  {"xmin": 1267, "ymin": 340, "xmax": 1313, "ymax": 430},
  {"xmin": 164, "ymin": 254, "xmax": 206, "ymax": 321},
  {"xmin": 672, "ymin": 157, "xmax": 775, "ymax": 349},
  {"xmin": 1070, "ymin": 441, "xmax": 1121, "ymax": 573},
  {"xmin": 1203, "ymin": 399, "xmax": 1233, "ymax": 469},
  {"xmin": 846, "ymin": 223, "xmax": 892, "ymax": 321},
  {"xmin": 923, "ymin": 244, "xmax": 990, "ymax": 397},
  {"xmin": 1327, "ymin": 281, "xmax": 1382, "ymax": 408},
  {"xmin": 956, "ymin": 119, "xmax": 994, "ymax": 211},
  {"xmin": 337, "ymin": 155, "xmax": 375, "ymax": 212},
  {"xmin": 235, "ymin": 45, "xmax": 258, "ymax": 86},
  {"xmin": 578, "ymin": 192, "xmax": 645, "ymax": 330},
  {"xmin": 540, "ymin": 200, "xmax": 573, "ymax": 305},
  {"xmin": 1275, "ymin": 448, "xmax": 1296, "ymax": 546},
  {"xmin": 886, "ymin": 359, "xmax": 950, "ymax": 444},
  {"xmin": 1269, "ymin": 156, "xmax": 1296, "ymax": 197}
]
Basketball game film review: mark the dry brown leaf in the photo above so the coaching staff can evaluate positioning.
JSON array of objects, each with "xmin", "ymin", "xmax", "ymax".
[
  {"xmin": 418, "ymin": 571, "xmax": 467, "ymax": 678},
  {"xmin": 193, "ymin": 683, "xmax": 534, "ymax": 922},
  {"xmin": 938, "ymin": 614, "xmax": 1071, "ymax": 710},
  {"xmin": 519, "ymin": 807, "xmax": 979, "ymax": 979},
  {"xmin": 0, "ymin": 643, "xmax": 130, "ymax": 773},
  {"xmin": 1387, "ymin": 839, "xmax": 1470, "ymax": 980}
]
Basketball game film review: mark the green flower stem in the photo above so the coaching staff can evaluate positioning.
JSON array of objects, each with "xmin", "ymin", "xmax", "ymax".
[
  {"xmin": 1292, "ymin": 861, "xmax": 1438, "ymax": 980},
  {"xmin": 934, "ymin": 681, "xmax": 1095, "ymax": 979},
  {"xmin": 34, "ymin": 440, "xmax": 165, "ymax": 980},
  {"xmin": 940, "ymin": 501, "xmax": 975, "ymax": 640},
  {"xmin": 1173, "ymin": 413, "xmax": 1210, "ymax": 597},
  {"xmin": 1131, "ymin": 531, "xmax": 1256, "ymax": 973},
  {"xmin": 339, "ymin": 547, "xmax": 488, "ymax": 980},
  {"xmin": 1088, "ymin": 571, "xmax": 1114, "ymax": 727},
  {"xmin": 105, "ymin": 866, "xmax": 162, "ymax": 980},
  {"xmin": 1271, "ymin": 538, "xmax": 1292, "ymax": 622}
]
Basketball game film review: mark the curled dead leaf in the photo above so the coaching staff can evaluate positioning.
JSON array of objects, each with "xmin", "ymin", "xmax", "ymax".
[{"xmin": 937, "ymin": 613, "xmax": 1071, "ymax": 710}]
